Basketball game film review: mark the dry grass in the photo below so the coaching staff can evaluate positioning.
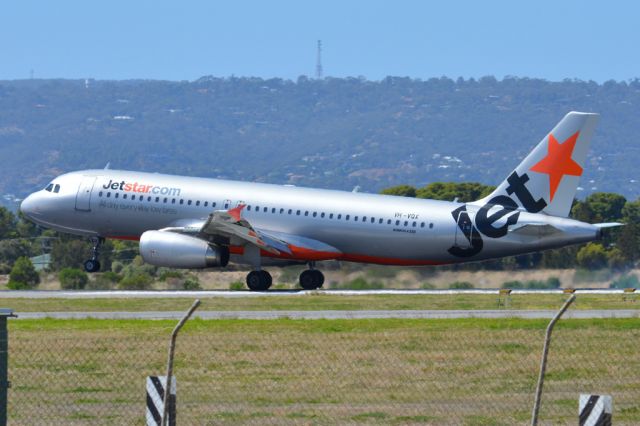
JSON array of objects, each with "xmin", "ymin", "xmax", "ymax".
[{"xmin": 7, "ymin": 318, "xmax": 640, "ymax": 425}]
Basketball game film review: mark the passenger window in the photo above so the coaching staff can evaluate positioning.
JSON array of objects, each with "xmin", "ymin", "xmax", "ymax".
[
  {"xmin": 378, "ymin": 218, "xmax": 383, "ymax": 224},
  {"xmin": 247, "ymin": 206, "xmax": 252, "ymax": 211},
  {"xmin": 329, "ymin": 213, "xmax": 333, "ymax": 219},
  {"xmin": 147, "ymin": 196, "xmax": 152, "ymax": 202},
  {"xmin": 188, "ymin": 200, "xmax": 192, "ymax": 205},
  {"xmin": 256, "ymin": 206, "xmax": 260, "ymax": 211},
  {"xmin": 172, "ymin": 199, "xmax": 176, "ymax": 204},
  {"xmin": 430, "ymin": 223, "xmax": 434, "ymax": 229},
  {"xmin": 280, "ymin": 208, "xmax": 284, "ymax": 214},
  {"xmin": 180, "ymin": 199, "xmax": 184, "ymax": 205},
  {"xmin": 155, "ymin": 197, "xmax": 159, "ymax": 202},
  {"xmin": 346, "ymin": 215, "xmax": 350, "ymax": 221},
  {"xmin": 139, "ymin": 195, "xmax": 143, "ymax": 201},
  {"xmin": 106, "ymin": 192, "xmax": 111, "ymax": 198},
  {"xmin": 115, "ymin": 193, "xmax": 119, "ymax": 199},
  {"xmin": 362, "ymin": 216, "xmax": 366, "ymax": 222},
  {"xmin": 371, "ymin": 217, "xmax": 375, "ymax": 223},
  {"xmin": 98, "ymin": 191, "xmax": 103, "ymax": 197},
  {"xmin": 196, "ymin": 201, "xmax": 200, "ymax": 206},
  {"xmin": 338, "ymin": 214, "xmax": 342, "ymax": 219},
  {"xmin": 412, "ymin": 221, "xmax": 417, "ymax": 227},
  {"xmin": 313, "ymin": 212, "xmax": 317, "ymax": 217},
  {"xmin": 123, "ymin": 194, "xmax": 128, "ymax": 200},
  {"xmin": 288, "ymin": 209, "xmax": 292, "ymax": 215},
  {"xmin": 304, "ymin": 211, "xmax": 309, "ymax": 216},
  {"xmin": 321, "ymin": 212, "xmax": 325, "ymax": 218},
  {"xmin": 395, "ymin": 220, "xmax": 400, "ymax": 225},
  {"xmin": 404, "ymin": 221, "xmax": 408, "ymax": 226},
  {"xmin": 204, "ymin": 201, "xmax": 208, "ymax": 207},
  {"xmin": 264, "ymin": 207, "xmax": 268, "ymax": 213},
  {"xmin": 421, "ymin": 222, "xmax": 425, "ymax": 228},
  {"xmin": 354, "ymin": 216, "xmax": 358, "ymax": 221},
  {"xmin": 271, "ymin": 208, "xmax": 276, "ymax": 213},
  {"xmin": 387, "ymin": 219, "xmax": 392, "ymax": 225},
  {"xmin": 163, "ymin": 198, "xmax": 168, "ymax": 203},
  {"xmin": 53, "ymin": 184, "xmax": 60, "ymax": 193},
  {"xmin": 213, "ymin": 202, "xmax": 217, "ymax": 207}
]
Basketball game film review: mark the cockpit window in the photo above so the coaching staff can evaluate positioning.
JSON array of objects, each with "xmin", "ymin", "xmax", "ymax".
[
  {"xmin": 45, "ymin": 183, "xmax": 54, "ymax": 192},
  {"xmin": 53, "ymin": 184, "xmax": 61, "ymax": 193}
]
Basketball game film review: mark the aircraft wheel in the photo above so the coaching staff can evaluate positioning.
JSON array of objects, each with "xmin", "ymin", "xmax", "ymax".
[
  {"xmin": 246, "ymin": 270, "xmax": 272, "ymax": 291},
  {"xmin": 84, "ymin": 259, "xmax": 101, "ymax": 273},
  {"xmin": 299, "ymin": 269, "xmax": 324, "ymax": 290}
]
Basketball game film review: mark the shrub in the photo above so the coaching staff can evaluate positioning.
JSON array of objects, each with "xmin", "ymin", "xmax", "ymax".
[
  {"xmin": 610, "ymin": 274, "xmax": 640, "ymax": 289},
  {"xmin": 87, "ymin": 271, "xmax": 120, "ymax": 290},
  {"xmin": 449, "ymin": 281, "xmax": 474, "ymax": 289},
  {"xmin": 345, "ymin": 277, "xmax": 384, "ymax": 290},
  {"xmin": 420, "ymin": 282, "xmax": 436, "ymax": 289},
  {"xmin": 118, "ymin": 273, "xmax": 153, "ymax": 290},
  {"xmin": 229, "ymin": 281, "xmax": 244, "ymax": 290},
  {"xmin": 183, "ymin": 278, "xmax": 201, "ymax": 290},
  {"xmin": 58, "ymin": 268, "xmax": 89, "ymax": 290},
  {"xmin": 7, "ymin": 257, "xmax": 39, "ymax": 289},
  {"xmin": 501, "ymin": 280, "xmax": 524, "ymax": 289},
  {"xmin": 158, "ymin": 269, "xmax": 184, "ymax": 281}
]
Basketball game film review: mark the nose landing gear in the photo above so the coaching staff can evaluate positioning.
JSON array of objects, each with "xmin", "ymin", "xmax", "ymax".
[{"xmin": 84, "ymin": 237, "xmax": 104, "ymax": 273}]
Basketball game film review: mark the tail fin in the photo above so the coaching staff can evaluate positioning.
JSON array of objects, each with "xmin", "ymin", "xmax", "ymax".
[{"xmin": 478, "ymin": 111, "xmax": 599, "ymax": 217}]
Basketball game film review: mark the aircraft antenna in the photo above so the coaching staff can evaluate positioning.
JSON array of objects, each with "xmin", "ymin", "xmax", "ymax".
[{"xmin": 315, "ymin": 40, "xmax": 323, "ymax": 79}]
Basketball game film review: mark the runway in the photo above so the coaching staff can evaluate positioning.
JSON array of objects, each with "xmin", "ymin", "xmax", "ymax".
[
  {"xmin": 0, "ymin": 289, "xmax": 631, "ymax": 298},
  {"xmin": 14, "ymin": 309, "xmax": 640, "ymax": 320}
]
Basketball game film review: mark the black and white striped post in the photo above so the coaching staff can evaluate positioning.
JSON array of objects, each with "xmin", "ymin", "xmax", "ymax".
[
  {"xmin": 579, "ymin": 394, "xmax": 612, "ymax": 426},
  {"xmin": 146, "ymin": 376, "xmax": 176, "ymax": 426}
]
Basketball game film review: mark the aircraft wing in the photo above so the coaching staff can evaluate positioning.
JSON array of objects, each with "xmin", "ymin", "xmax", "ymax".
[
  {"xmin": 159, "ymin": 204, "xmax": 341, "ymax": 260},
  {"xmin": 199, "ymin": 205, "xmax": 291, "ymax": 255}
]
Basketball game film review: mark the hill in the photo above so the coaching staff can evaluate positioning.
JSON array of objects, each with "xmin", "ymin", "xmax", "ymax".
[{"xmin": 1, "ymin": 76, "xmax": 639, "ymax": 207}]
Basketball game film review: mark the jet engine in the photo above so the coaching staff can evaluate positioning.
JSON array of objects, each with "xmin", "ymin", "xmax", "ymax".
[{"xmin": 139, "ymin": 231, "xmax": 229, "ymax": 269}]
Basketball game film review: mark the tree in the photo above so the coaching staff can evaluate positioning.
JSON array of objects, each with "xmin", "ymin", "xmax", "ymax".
[
  {"xmin": 583, "ymin": 193, "xmax": 626, "ymax": 222},
  {"xmin": 416, "ymin": 182, "xmax": 494, "ymax": 203},
  {"xmin": 576, "ymin": 243, "xmax": 608, "ymax": 269},
  {"xmin": 0, "ymin": 207, "xmax": 16, "ymax": 239},
  {"xmin": 58, "ymin": 268, "xmax": 89, "ymax": 290},
  {"xmin": 380, "ymin": 185, "xmax": 416, "ymax": 197},
  {"xmin": 7, "ymin": 256, "xmax": 40, "ymax": 289}
]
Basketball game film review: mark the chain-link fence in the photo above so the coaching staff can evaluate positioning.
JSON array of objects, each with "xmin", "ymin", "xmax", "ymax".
[{"xmin": 6, "ymin": 309, "xmax": 640, "ymax": 425}]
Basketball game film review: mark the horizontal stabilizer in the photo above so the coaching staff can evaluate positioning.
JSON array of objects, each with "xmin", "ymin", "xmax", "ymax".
[{"xmin": 593, "ymin": 222, "xmax": 624, "ymax": 229}]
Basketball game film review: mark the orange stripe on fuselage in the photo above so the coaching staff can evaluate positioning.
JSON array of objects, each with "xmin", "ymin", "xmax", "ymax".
[{"xmin": 108, "ymin": 236, "xmax": 444, "ymax": 266}]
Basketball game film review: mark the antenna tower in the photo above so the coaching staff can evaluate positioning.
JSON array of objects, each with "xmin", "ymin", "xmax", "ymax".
[{"xmin": 315, "ymin": 40, "xmax": 323, "ymax": 79}]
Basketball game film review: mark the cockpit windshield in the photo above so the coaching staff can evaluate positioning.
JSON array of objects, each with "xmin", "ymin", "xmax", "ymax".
[{"xmin": 44, "ymin": 183, "xmax": 60, "ymax": 193}]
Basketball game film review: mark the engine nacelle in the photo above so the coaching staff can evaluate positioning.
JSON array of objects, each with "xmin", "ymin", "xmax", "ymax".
[{"xmin": 139, "ymin": 231, "xmax": 229, "ymax": 269}]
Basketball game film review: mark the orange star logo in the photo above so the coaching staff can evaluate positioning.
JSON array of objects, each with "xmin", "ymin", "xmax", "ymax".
[{"xmin": 530, "ymin": 131, "xmax": 583, "ymax": 202}]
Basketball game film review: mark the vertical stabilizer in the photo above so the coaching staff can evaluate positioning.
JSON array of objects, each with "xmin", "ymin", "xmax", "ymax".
[{"xmin": 478, "ymin": 112, "xmax": 599, "ymax": 217}]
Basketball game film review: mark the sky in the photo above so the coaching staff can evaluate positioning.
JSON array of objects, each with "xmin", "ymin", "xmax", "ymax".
[{"xmin": 1, "ymin": 0, "xmax": 638, "ymax": 82}]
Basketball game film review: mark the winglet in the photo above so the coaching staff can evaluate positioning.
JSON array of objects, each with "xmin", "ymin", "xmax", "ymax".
[{"xmin": 227, "ymin": 204, "xmax": 246, "ymax": 222}]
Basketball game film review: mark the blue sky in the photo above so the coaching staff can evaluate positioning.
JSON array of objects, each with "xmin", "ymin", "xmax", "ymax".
[{"xmin": 1, "ymin": 0, "xmax": 637, "ymax": 82}]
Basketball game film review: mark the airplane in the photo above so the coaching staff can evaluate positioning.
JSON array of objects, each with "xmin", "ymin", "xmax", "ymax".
[{"xmin": 20, "ymin": 111, "xmax": 620, "ymax": 291}]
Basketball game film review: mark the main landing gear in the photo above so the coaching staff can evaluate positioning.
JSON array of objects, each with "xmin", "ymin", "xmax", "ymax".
[
  {"xmin": 246, "ymin": 270, "xmax": 272, "ymax": 291},
  {"xmin": 84, "ymin": 237, "xmax": 104, "ymax": 273},
  {"xmin": 299, "ymin": 265, "xmax": 324, "ymax": 290}
]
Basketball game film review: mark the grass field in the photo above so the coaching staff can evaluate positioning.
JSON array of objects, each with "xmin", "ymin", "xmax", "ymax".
[
  {"xmin": 8, "ymin": 317, "xmax": 640, "ymax": 425},
  {"xmin": 0, "ymin": 292, "xmax": 639, "ymax": 313}
]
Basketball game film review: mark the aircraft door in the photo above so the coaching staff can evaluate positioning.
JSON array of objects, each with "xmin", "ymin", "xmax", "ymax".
[
  {"xmin": 75, "ymin": 176, "xmax": 97, "ymax": 212},
  {"xmin": 454, "ymin": 209, "xmax": 474, "ymax": 249}
]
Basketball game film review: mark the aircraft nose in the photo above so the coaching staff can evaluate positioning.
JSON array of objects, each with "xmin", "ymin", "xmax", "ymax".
[{"xmin": 20, "ymin": 194, "xmax": 40, "ymax": 218}]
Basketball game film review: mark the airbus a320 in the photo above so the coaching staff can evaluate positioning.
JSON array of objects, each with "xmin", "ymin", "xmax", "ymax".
[{"xmin": 20, "ymin": 112, "xmax": 620, "ymax": 290}]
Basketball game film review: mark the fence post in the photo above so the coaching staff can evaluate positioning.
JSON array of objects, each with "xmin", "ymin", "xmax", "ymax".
[
  {"xmin": 530, "ymin": 294, "xmax": 576, "ymax": 426},
  {"xmin": 0, "ymin": 309, "xmax": 16, "ymax": 426},
  {"xmin": 161, "ymin": 300, "xmax": 200, "ymax": 426}
]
